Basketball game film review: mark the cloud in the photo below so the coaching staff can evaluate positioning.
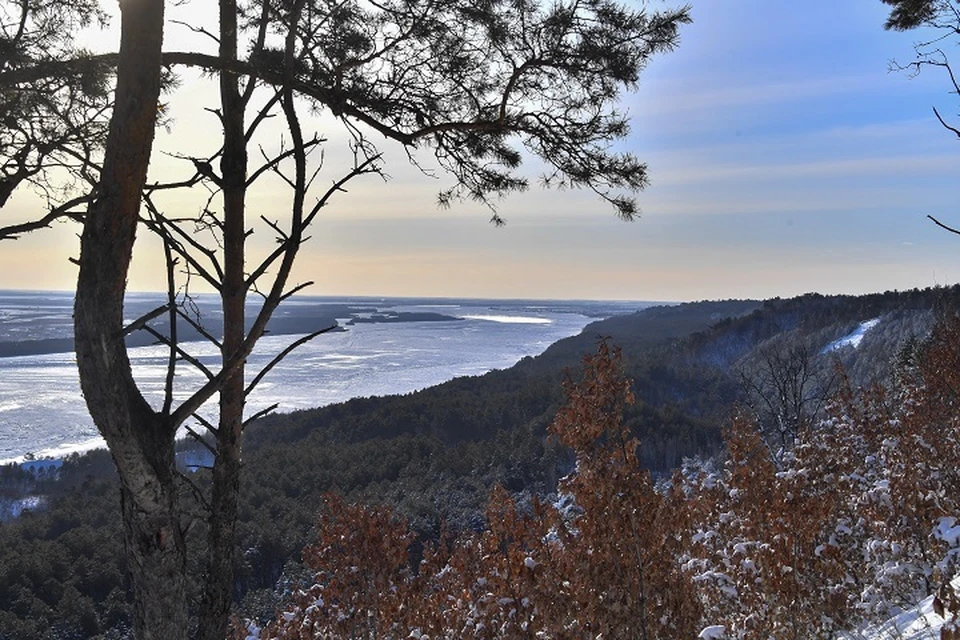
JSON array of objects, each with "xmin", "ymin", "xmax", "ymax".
[
  {"xmin": 652, "ymin": 152, "xmax": 960, "ymax": 187},
  {"xmin": 636, "ymin": 73, "xmax": 887, "ymax": 119}
]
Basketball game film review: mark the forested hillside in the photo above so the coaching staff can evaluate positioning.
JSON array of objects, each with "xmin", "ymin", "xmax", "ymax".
[
  {"xmin": 260, "ymin": 321, "xmax": 960, "ymax": 639},
  {"xmin": 1, "ymin": 286, "xmax": 957, "ymax": 638}
]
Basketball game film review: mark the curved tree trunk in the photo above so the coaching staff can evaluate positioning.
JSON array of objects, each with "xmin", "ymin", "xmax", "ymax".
[{"xmin": 72, "ymin": 0, "xmax": 184, "ymax": 638}]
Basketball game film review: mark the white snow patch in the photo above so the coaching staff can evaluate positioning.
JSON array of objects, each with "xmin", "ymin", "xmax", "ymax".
[
  {"xmin": 822, "ymin": 318, "xmax": 881, "ymax": 354},
  {"xmin": 937, "ymin": 517, "xmax": 960, "ymax": 548},
  {"xmin": 844, "ymin": 576, "xmax": 960, "ymax": 639},
  {"xmin": 699, "ymin": 625, "xmax": 725, "ymax": 639},
  {"xmin": 243, "ymin": 620, "xmax": 261, "ymax": 640},
  {"xmin": 847, "ymin": 595, "xmax": 944, "ymax": 639}
]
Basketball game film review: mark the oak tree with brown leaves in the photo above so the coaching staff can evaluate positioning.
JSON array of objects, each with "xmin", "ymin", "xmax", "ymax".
[{"xmin": 262, "ymin": 341, "xmax": 700, "ymax": 639}]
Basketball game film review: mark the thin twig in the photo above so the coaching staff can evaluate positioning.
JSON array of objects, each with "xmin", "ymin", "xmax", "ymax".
[
  {"xmin": 243, "ymin": 403, "xmax": 279, "ymax": 428},
  {"xmin": 171, "ymin": 19, "xmax": 220, "ymax": 46},
  {"xmin": 933, "ymin": 106, "xmax": 960, "ymax": 139},
  {"xmin": 120, "ymin": 304, "xmax": 170, "ymax": 337},
  {"xmin": 245, "ymin": 325, "xmax": 337, "ymax": 397},
  {"xmin": 176, "ymin": 469, "xmax": 212, "ymax": 513},
  {"xmin": 191, "ymin": 412, "xmax": 219, "ymax": 438},
  {"xmin": 142, "ymin": 326, "xmax": 216, "ymax": 380},
  {"xmin": 929, "ymin": 214, "xmax": 960, "ymax": 236},
  {"xmin": 175, "ymin": 307, "xmax": 223, "ymax": 350},
  {"xmin": 185, "ymin": 424, "xmax": 218, "ymax": 457}
]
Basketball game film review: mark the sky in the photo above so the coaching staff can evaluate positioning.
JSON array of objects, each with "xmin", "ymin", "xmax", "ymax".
[{"xmin": 3, "ymin": 1, "xmax": 960, "ymax": 302}]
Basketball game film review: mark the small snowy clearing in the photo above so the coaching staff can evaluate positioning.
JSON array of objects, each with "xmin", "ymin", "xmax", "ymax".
[
  {"xmin": 842, "ymin": 576, "xmax": 960, "ymax": 640},
  {"xmin": 699, "ymin": 588, "xmax": 954, "ymax": 640},
  {"xmin": 822, "ymin": 318, "xmax": 881, "ymax": 354},
  {"xmin": 844, "ymin": 594, "xmax": 944, "ymax": 639},
  {"xmin": 698, "ymin": 625, "xmax": 726, "ymax": 639}
]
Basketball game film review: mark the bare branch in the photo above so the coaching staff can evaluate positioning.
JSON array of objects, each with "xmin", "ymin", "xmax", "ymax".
[
  {"xmin": 928, "ymin": 214, "xmax": 960, "ymax": 236},
  {"xmin": 245, "ymin": 325, "xmax": 337, "ymax": 398},
  {"xmin": 243, "ymin": 403, "xmax": 279, "ymax": 428},
  {"xmin": 191, "ymin": 412, "xmax": 219, "ymax": 438},
  {"xmin": 170, "ymin": 357, "xmax": 245, "ymax": 429},
  {"xmin": 176, "ymin": 468, "xmax": 211, "ymax": 513},
  {"xmin": 184, "ymin": 424, "xmax": 218, "ymax": 458},
  {"xmin": 0, "ymin": 53, "xmax": 120, "ymax": 87},
  {"xmin": 240, "ymin": 0, "xmax": 273, "ymax": 105},
  {"xmin": 316, "ymin": 160, "xmax": 381, "ymax": 222},
  {"xmin": 142, "ymin": 196, "xmax": 225, "ymax": 288},
  {"xmin": 175, "ymin": 307, "xmax": 223, "ymax": 350},
  {"xmin": 171, "ymin": 19, "xmax": 220, "ymax": 46},
  {"xmin": 0, "ymin": 193, "xmax": 90, "ymax": 240},
  {"xmin": 245, "ymin": 89, "xmax": 282, "ymax": 142},
  {"xmin": 246, "ymin": 135, "xmax": 324, "ymax": 187},
  {"xmin": 140, "ymin": 325, "xmax": 216, "ymax": 381},
  {"xmin": 120, "ymin": 304, "xmax": 171, "ymax": 337},
  {"xmin": 933, "ymin": 105, "xmax": 960, "ymax": 139},
  {"xmin": 279, "ymin": 281, "xmax": 314, "ymax": 302}
]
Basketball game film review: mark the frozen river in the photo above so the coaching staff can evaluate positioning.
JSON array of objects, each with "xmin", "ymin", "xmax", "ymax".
[{"xmin": 0, "ymin": 292, "xmax": 642, "ymax": 462}]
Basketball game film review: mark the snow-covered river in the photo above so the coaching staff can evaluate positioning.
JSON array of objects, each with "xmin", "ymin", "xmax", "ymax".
[{"xmin": 0, "ymin": 292, "xmax": 641, "ymax": 463}]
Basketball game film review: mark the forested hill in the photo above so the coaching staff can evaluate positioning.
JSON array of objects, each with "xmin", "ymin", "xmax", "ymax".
[
  {"xmin": 241, "ymin": 298, "xmax": 764, "ymax": 457},
  {"xmin": 2, "ymin": 286, "xmax": 959, "ymax": 639},
  {"xmin": 244, "ymin": 286, "xmax": 959, "ymax": 471}
]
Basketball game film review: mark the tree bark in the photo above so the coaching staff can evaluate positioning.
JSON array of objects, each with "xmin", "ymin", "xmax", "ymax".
[
  {"xmin": 72, "ymin": 0, "xmax": 184, "ymax": 638},
  {"xmin": 198, "ymin": 0, "xmax": 248, "ymax": 636}
]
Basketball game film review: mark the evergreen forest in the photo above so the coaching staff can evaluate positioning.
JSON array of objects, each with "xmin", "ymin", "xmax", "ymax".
[{"xmin": 1, "ymin": 286, "xmax": 958, "ymax": 638}]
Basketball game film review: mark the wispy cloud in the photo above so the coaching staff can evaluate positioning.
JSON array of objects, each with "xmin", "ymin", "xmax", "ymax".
[
  {"xmin": 652, "ymin": 152, "xmax": 960, "ymax": 186},
  {"xmin": 635, "ymin": 73, "xmax": 888, "ymax": 119}
]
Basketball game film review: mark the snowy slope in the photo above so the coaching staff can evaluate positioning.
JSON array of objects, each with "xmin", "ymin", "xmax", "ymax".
[
  {"xmin": 823, "ymin": 318, "xmax": 881, "ymax": 353},
  {"xmin": 848, "ymin": 591, "xmax": 948, "ymax": 640},
  {"xmin": 842, "ymin": 575, "xmax": 960, "ymax": 640}
]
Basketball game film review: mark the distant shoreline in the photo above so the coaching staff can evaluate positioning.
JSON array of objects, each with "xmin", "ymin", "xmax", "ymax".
[{"xmin": 0, "ymin": 312, "xmax": 472, "ymax": 359}]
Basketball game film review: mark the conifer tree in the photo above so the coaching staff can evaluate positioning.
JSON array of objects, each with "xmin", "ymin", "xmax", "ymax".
[{"xmin": 0, "ymin": 1, "xmax": 691, "ymax": 637}]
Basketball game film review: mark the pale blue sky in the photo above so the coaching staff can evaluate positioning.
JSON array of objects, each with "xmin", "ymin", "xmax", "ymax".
[{"xmin": 3, "ymin": 1, "xmax": 960, "ymax": 301}]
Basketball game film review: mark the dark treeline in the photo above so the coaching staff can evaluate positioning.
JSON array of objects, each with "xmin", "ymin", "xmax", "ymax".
[{"xmin": 0, "ymin": 286, "xmax": 957, "ymax": 638}]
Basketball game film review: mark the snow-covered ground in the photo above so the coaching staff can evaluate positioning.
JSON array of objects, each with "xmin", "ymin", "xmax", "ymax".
[
  {"xmin": 854, "ymin": 594, "xmax": 946, "ymax": 640},
  {"xmin": 823, "ymin": 318, "xmax": 881, "ymax": 353},
  {"xmin": 842, "ymin": 579, "xmax": 960, "ymax": 640},
  {"xmin": 699, "ymin": 594, "xmax": 952, "ymax": 640}
]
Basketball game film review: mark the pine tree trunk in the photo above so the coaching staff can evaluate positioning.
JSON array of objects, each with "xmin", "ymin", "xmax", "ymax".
[
  {"xmin": 116, "ymin": 432, "xmax": 188, "ymax": 640},
  {"xmin": 199, "ymin": 378, "xmax": 244, "ymax": 640},
  {"xmin": 198, "ymin": 0, "xmax": 247, "ymax": 635},
  {"xmin": 72, "ymin": 0, "xmax": 184, "ymax": 638}
]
